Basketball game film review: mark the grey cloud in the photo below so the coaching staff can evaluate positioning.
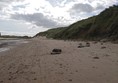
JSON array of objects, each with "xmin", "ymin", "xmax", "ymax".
[
  {"xmin": 46, "ymin": 0, "xmax": 64, "ymax": 7},
  {"xmin": 46, "ymin": 0, "xmax": 74, "ymax": 7},
  {"xmin": 0, "ymin": 2, "xmax": 7, "ymax": 9},
  {"xmin": 96, "ymin": 4, "xmax": 105, "ymax": 10},
  {"xmin": 87, "ymin": 0, "xmax": 93, "ymax": 3},
  {"xmin": 12, "ymin": 3, "xmax": 29, "ymax": 11},
  {"xmin": 0, "ymin": 0, "xmax": 24, "ymax": 10},
  {"xmin": 70, "ymin": 3, "xmax": 106, "ymax": 17},
  {"xmin": 13, "ymin": 5, "xmax": 26, "ymax": 9},
  {"xmin": 11, "ymin": 13, "xmax": 59, "ymax": 28},
  {"xmin": 71, "ymin": 3, "xmax": 94, "ymax": 13},
  {"xmin": 0, "ymin": 0, "xmax": 24, "ymax": 3},
  {"xmin": 69, "ymin": 3, "xmax": 102, "ymax": 20}
]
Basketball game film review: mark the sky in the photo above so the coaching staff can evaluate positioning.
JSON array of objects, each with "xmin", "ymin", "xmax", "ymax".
[{"xmin": 0, "ymin": 0, "xmax": 118, "ymax": 36}]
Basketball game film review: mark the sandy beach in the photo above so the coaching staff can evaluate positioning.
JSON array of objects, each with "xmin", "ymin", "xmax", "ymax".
[{"xmin": 0, "ymin": 37, "xmax": 118, "ymax": 83}]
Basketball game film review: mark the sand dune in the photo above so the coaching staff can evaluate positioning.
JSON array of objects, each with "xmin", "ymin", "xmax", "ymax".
[{"xmin": 0, "ymin": 37, "xmax": 118, "ymax": 83}]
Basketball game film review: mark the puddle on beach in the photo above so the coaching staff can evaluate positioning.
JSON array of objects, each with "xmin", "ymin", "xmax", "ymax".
[{"xmin": 0, "ymin": 39, "xmax": 29, "ymax": 53}]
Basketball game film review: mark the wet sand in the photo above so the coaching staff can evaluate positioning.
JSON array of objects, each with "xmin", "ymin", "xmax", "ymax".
[
  {"xmin": 0, "ymin": 39, "xmax": 28, "ymax": 52},
  {"xmin": 0, "ymin": 37, "xmax": 118, "ymax": 83}
]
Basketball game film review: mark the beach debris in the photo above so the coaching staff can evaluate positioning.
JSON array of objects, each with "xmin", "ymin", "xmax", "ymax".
[
  {"xmin": 86, "ymin": 42, "xmax": 90, "ymax": 47},
  {"xmin": 93, "ymin": 56, "xmax": 99, "ymax": 59},
  {"xmin": 51, "ymin": 49, "xmax": 62, "ymax": 55},
  {"xmin": 78, "ymin": 43, "xmax": 84, "ymax": 48}
]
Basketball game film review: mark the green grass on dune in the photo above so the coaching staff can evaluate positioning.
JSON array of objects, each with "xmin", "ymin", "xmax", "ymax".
[{"xmin": 36, "ymin": 5, "xmax": 118, "ymax": 41}]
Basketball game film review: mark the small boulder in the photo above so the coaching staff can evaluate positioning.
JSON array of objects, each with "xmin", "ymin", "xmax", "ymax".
[
  {"xmin": 78, "ymin": 43, "xmax": 84, "ymax": 48},
  {"xmin": 93, "ymin": 56, "xmax": 99, "ymax": 59},
  {"xmin": 86, "ymin": 42, "xmax": 90, "ymax": 47},
  {"xmin": 101, "ymin": 46, "xmax": 106, "ymax": 49},
  {"xmin": 51, "ymin": 49, "xmax": 62, "ymax": 55}
]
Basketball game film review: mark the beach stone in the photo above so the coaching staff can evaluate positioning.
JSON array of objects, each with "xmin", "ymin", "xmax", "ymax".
[
  {"xmin": 101, "ymin": 46, "xmax": 106, "ymax": 49},
  {"xmin": 93, "ymin": 57, "xmax": 99, "ymax": 59},
  {"xmin": 78, "ymin": 43, "xmax": 84, "ymax": 48},
  {"xmin": 52, "ymin": 49, "xmax": 62, "ymax": 52},
  {"xmin": 86, "ymin": 42, "xmax": 90, "ymax": 47},
  {"xmin": 51, "ymin": 49, "xmax": 62, "ymax": 55}
]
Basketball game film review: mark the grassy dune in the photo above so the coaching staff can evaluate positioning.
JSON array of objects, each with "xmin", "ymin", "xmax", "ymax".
[{"xmin": 36, "ymin": 5, "xmax": 118, "ymax": 41}]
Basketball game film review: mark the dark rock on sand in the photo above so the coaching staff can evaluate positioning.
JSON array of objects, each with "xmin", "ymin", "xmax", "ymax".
[
  {"xmin": 51, "ymin": 49, "xmax": 62, "ymax": 55},
  {"xmin": 93, "ymin": 56, "xmax": 100, "ymax": 59}
]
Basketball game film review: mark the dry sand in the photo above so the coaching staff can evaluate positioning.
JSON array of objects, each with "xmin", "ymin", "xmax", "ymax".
[{"xmin": 0, "ymin": 37, "xmax": 118, "ymax": 83}]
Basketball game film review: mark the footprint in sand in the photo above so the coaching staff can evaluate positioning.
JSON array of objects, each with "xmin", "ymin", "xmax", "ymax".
[
  {"xmin": 92, "ymin": 66, "xmax": 97, "ymax": 69},
  {"xmin": 65, "ymin": 69, "xmax": 68, "ymax": 71},
  {"xmin": 75, "ymin": 70, "xmax": 78, "ymax": 72},
  {"xmin": 104, "ymin": 54, "xmax": 110, "ymax": 57},
  {"xmin": 59, "ymin": 64, "xmax": 63, "ymax": 68},
  {"xmin": 33, "ymin": 78, "xmax": 37, "ymax": 80},
  {"xmin": 58, "ymin": 72, "xmax": 64, "ymax": 75},
  {"xmin": 70, "ymin": 72, "xmax": 73, "ymax": 75},
  {"xmin": 8, "ymin": 78, "xmax": 11, "ymax": 80},
  {"xmin": 68, "ymin": 79, "xmax": 72, "ymax": 82},
  {"xmin": 0, "ymin": 81, "xmax": 3, "ymax": 83}
]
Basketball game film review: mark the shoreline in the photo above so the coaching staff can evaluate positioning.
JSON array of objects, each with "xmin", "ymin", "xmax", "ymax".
[{"xmin": 0, "ymin": 39, "xmax": 29, "ymax": 53}]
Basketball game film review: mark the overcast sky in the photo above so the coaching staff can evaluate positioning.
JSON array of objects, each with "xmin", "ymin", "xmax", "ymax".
[{"xmin": 0, "ymin": 0, "xmax": 118, "ymax": 36}]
